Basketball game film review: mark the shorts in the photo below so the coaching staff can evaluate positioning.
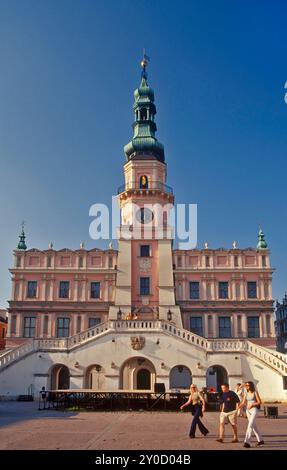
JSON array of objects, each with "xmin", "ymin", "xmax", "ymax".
[{"xmin": 220, "ymin": 410, "xmax": 237, "ymax": 426}]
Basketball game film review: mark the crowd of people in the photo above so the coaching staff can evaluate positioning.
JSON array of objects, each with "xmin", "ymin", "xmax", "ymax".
[{"xmin": 180, "ymin": 381, "xmax": 264, "ymax": 448}]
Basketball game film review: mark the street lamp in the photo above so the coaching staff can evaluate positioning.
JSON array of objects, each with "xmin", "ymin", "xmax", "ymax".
[
  {"xmin": 167, "ymin": 309, "xmax": 172, "ymax": 322},
  {"xmin": 117, "ymin": 308, "xmax": 122, "ymax": 320}
]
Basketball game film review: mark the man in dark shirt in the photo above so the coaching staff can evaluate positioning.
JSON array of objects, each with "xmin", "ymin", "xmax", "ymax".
[{"xmin": 216, "ymin": 383, "xmax": 240, "ymax": 443}]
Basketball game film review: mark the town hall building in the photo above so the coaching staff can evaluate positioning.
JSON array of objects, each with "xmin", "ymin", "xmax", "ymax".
[{"xmin": 0, "ymin": 59, "xmax": 286, "ymax": 401}]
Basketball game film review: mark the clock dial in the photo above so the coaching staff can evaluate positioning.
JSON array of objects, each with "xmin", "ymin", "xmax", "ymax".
[{"xmin": 136, "ymin": 208, "xmax": 154, "ymax": 224}]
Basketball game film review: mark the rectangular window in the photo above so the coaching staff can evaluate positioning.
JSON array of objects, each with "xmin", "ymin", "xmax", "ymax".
[
  {"xmin": 90, "ymin": 282, "xmax": 101, "ymax": 299},
  {"xmin": 23, "ymin": 317, "xmax": 36, "ymax": 338},
  {"xmin": 140, "ymin": 245, "xmax": 150, "ymax": 257},
  {"xmin": 206, "ymin": 256, "xmax": 210, "ymax": 267},
  {"xmin": 27, "ymin": 281, "xmax": 37, "ymax": 298},
  {"xmin": 219, "ymin": 317, "xmax": 231, "ymax": 338},
  {"xmin": 218, "ymin": 282, "xmax": 229, "ymax": 299},
  {"xmin": 189, "ymin": 282, "xmax": 200, "ymax": 299},
  {"xmin": 140, "ymin": 277, "xmax": 150, "ymax": 295},
  {"xmin": 78, "ymin": 256, "xmax": 83, "ymax": 268},
  {"xmin": 262, "ymin": 255, "xmax": 266, "ymax": 267},
  {"xmin": 108, "ymin": 256, "xmax": 113, "ymax": 268},
  {"xmin": 247, "ymin": 282, "xmax": 257, "ymax": 299},
  {"xmin": 177, "ymin": 256, "xmax": 182, "ymax": 267},
  {"xmin": 234, "ymin": 256, "xmax": 239, "ymax": 267},
  {"xmin": 59, "ymin": 281, "xmax": 70, "ymax": 299},
  {"xmin": 47, "ymin": 256, "xmax": 52, "ymax": 267},
  {"xmin": 247, "ymin": 317, "xmax": 260, "ymax": 338},
  {"xmin": 89, "ymin": 317, "xmax": 101, "ymax": 328},
  {"xmin": 190, "ymin": 317, "xmax": 203, "ymax": 336},
  {"xmin": 76, "ymin": 316, "xmax": 82, "ymax": 333},
  {"xmin": 43, "ymin": 315, "xmax": 49, "ymax": 335},
  {"xmin": 56, "ymin": 318, "xmax": 70, "ymax": 337}
]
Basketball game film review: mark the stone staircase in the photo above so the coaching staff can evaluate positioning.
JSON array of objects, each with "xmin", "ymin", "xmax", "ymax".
[{"xmin": 1, "ymin": 320, "xmax": 287, "ymax": 377}]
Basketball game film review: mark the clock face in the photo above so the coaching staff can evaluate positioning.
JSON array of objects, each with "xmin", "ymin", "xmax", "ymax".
[{"xmin": 136, "ymin": 208, "xmax": 154, "ymax": 224}]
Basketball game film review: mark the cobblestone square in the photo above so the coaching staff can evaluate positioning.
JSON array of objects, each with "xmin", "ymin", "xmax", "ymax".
[{"xmin": 0, "ymin": 402, "xmax": 286, "ymax": 450}]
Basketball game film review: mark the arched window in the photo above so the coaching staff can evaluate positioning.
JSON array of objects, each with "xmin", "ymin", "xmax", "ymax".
[
  {"xmin": 139, "ymin": 175, "xmax": 148, "ymax": 189},
  {"xmin": 140, "ymin": 108, "xmax": 147, "ymax": 120},
  {"xmin": 169, "ymin": 366, "xmax": 192, "ymax": 390}
]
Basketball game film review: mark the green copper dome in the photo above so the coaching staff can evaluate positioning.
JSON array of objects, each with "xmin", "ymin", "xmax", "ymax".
[
  {"xmin": 124, "ymin": 66, "xmax": 165, "ymax": 163},
  {"xmin": 257, "ymin": 228, "xmax": 268, "ymax": 250},
  {"xmin": 17, "ymin": 229, "xmax": 27, "ymax": 250}
]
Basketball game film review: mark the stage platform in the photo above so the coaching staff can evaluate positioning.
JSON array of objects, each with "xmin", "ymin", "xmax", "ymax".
[
  {"xmin": 38, "ymin": 389, "xmax": 221, "ymax": 412},
  {"xmin": 38, "ymin": 389, "xmax": 191, "ymax": 411}
]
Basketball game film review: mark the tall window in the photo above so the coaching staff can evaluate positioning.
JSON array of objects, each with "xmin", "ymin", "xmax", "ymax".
[
  {"xmin": 219, "ymin": 317, "xmax": 231, "ymax": 338},
  {"xmin": 56, "ymin": 318, "xmax": 70, "ymax": 337},
  {"xmin": 205, "ymin": 256, "xmax": 210, "ymax": 267},
  {"xmin": 47, "ymin": 256, "xmax": 52, "ymax": 267},
  {"xmin": 140, "ymin": 245, "xmax": 150, "ymax": 257},
  {"xmin": 247, "ymin": 317, "xmax": 260, "ymax": 338},
  {"xmin": 218, "ymin": 282, "xmax": 229, "ymax": 299},
  {"xmin": 89, "ymin": 317, "xmax": 101, "ymax": 328},
  {"xmin": 190, "ymin": 317, "xmax": 203, "ymax": 336},
  {"xmin": 177, "ymin": 256, "xmax": 182, "ymax": 267},
  {"xmin": 189, "ymin": 282, "xmax": 200, "ymax": 299},
  {"xmin": 27, "ymin": 281, "xmax": 37, "ymax": 298},
  {"xmin": 79, "ymin": 256, "xmax": 83, "ymax": 268},
  {"xmin": 23, "ymin": 317, "xmax": 36, "ymax": 338},
  {"xmin": 108, "ymin": 256, "xmax": 113, "ymax": 268},
  {"xmin": 139, "ymin": 175, "xmax": 148, "ymax": 189},
  {"xmin": 262, "ymin": 255, "xmax": 266, "ymax": 267},
  {"xmin": 16, "ymin": 256, "xmax": 21, "ymax": 267},
  {"xmin": 91, "ymin": 282, "xmax": 101, "ymax": 299},
  {"xmin": 234, "ymin": 256, "xmax": 239, "ymax": 267},
  {"xmin": 140, "ymin": 277, "xmax": 150, "ymax": 295},
  {"xmin": 247, "ymin": 282, "xmax": 257, "ymax": 299},
  {"xmin": 59, "ymin": 281, "xmax": 70, "ymax": 299}
]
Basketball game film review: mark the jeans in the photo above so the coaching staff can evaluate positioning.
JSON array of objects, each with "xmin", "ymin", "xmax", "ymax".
[
  {"xmin": 189, "ymin": 404, "xmax": 209, "ymax": 437},
  {"xmin": 244, "ymin": 407, "xmax": 263, "ymax": 444}
]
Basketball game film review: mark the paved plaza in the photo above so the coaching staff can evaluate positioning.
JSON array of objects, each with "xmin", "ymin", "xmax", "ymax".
[{"xmin": 0, "ymin": 402, "xmax": 286, "ymax": 450}]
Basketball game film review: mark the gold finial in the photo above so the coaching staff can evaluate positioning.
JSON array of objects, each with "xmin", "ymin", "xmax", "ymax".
[{"xmin": 140, "ymin": 49, "xmax": 150, "ymax": 78}]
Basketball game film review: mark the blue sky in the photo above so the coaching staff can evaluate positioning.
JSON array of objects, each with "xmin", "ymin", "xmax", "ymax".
[{"xmin": 0, "ymin": 0, "xmax": 286, "ymax": 307}]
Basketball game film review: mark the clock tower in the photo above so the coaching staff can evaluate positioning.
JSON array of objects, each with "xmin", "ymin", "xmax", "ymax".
[{"xmin": 109, "ymin": 57, "xmax": 182, "ymax": 327}]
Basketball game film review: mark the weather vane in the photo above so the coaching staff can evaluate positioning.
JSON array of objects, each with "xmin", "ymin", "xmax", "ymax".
[
  {"xmin": 140, "ymin": 49, "xmax": 150, "ymax": 79},
  {"xmin": 21, "ymin": 220, "xmax": 26, "ymax": 232}
]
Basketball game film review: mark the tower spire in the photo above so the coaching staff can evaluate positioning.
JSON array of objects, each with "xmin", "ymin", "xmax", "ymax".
[
  {"xmin": 124, "ymin": 54, "xmax": 165, "ymax": 163},
  {"xmin": 17, "ymin": 221, "xmax": 27, "ymax": 251},
  {"xmin": 257, "ymin": 227, "xmax": 268, "ymax": 250}
]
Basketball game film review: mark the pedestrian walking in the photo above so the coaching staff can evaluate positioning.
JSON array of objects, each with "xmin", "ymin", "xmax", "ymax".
[
  {"xmin": 216, "ymin": 382, "xmax": 240, "ymax": 443},
  {"xmin": 239, "ymin": 381, "xmax": 264, "ymax": 448},
  {"xmin": 234, "ymin": 383, "xmax": 246, "ymax": 417},
  {"xmin": 180, "ymin": 384, "xmax": 209, "ymax": 438}
]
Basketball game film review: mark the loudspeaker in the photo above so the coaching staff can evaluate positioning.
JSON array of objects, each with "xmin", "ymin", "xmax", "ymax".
[{"xmin": 154, "ymin": 383, "xmax": 166, "ymax": 393}]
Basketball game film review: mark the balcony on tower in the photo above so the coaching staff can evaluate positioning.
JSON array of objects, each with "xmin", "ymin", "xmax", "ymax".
[{"xmin": 118, "ymin": 180, "xmax": 173, "ymax": 195}]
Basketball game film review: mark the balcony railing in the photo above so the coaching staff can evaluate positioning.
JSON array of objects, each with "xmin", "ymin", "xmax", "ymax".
[{"xmin": 118, "ymin": 181, "xmax": 173, "ymax": 195}]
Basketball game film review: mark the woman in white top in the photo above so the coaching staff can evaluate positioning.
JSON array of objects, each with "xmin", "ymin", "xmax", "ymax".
[
  {"xmin": 239, "ymin": 381, "xmax": 264, "ymax": 448},
  {"xmin": 180, "ymin": 384, "xmax": 209, "ymax": 438}
]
